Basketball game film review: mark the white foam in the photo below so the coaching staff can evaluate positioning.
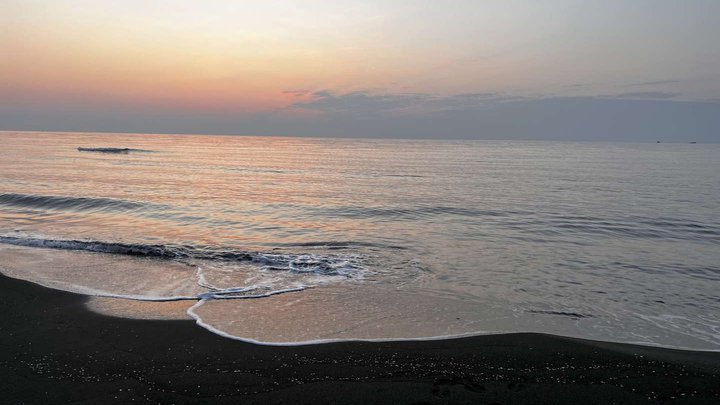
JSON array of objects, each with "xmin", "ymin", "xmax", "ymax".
[
  {"xmin": 184, "ymin": 302, "xmax": 720, "ymax": 351},
  {"xmin": 184, "ymin": 298, "xmax": 500, "ymax": 347},
  {"xmin": 195, "ymin": 266, "xmax": 216, "ymax": 290},
  {"xmin": 197, "ymin": 285, "xmax": 307, "ymax": 300},
  {"xmin": 0, "ymin": 234, "xmax": 370, "ymax": 280}
]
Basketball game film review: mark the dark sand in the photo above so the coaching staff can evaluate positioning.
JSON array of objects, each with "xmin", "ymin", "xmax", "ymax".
[{"xmin": 1, "ymin": 273, "xmax": 719, "ymax": 404}]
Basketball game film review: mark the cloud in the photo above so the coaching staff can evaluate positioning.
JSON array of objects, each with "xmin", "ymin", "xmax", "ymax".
[
  {"xmin": 282, "ymin": 90, "xmax": 312, "ymax": 96},
  {"xmin": 292, "ymin": 90, "xmax": 522, "ymax": 116},
  {"xmin": 277, "ymin": 91, "xmax": 720, "ymax": 141},
  {"xmin": 292, "ymin": 91, "xmax": 432, "ymax": 116},
  {"xmin": 604, "ymin": 91, "xmax": 680, "ymax": 100},
  {"xmin": 628, "ymin": 80, "xmax": 681, "ymax": 87}
]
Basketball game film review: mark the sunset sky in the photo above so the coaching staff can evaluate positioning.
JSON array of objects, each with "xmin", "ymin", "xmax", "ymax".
[{"xmin": 2, "ymin": 0, "xmax": 720, "ymax": 140}]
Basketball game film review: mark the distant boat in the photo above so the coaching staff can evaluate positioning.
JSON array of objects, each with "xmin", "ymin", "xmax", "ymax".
[
  {"xmin": 690, "ymin": 142, "xmax": 697, "ymax": 144},
  {"xmin": 78, "ymin": 147, "xmax": 130, "ymax": 153},
  {"xmin": 77, "ymin": 147, "xmax": 154, "ymax": 153},
  {"xmin": 656, "ymin": 141, "xmax": 661, "ymax": 143}
]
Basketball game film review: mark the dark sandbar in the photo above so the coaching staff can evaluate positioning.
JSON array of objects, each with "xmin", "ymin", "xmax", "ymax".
[{"xmin": 1, "ymin": 273, "xmax": 719, "ymax": 404}]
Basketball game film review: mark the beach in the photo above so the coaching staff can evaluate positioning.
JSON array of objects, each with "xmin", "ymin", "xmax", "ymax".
[
  {"xmin": 4, "ymin": 1, "xmax": 720, "ymax": 402},
  {"xmin": 2, "ymin": 272, "xmax": 719, "ymax": 404}
]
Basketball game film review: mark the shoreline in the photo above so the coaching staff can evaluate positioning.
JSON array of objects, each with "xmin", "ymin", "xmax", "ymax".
[
  {"xmin": 3, "ymin": 243, "xmax": 719, "ymax": 352},
  {"xmin": 2, "ymin": 273, "xmax": 720, "ymax": 403}
]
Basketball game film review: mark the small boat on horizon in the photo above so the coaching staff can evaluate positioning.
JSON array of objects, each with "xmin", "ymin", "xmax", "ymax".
[{"xmin": 77, "ymin": 147, "xmax": 154, "ymax": 153}]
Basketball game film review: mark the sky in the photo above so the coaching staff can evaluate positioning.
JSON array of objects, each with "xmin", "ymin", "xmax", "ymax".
[{"xmin": 2, "ymin": 0, "xmax": 720, "ymax": 141}]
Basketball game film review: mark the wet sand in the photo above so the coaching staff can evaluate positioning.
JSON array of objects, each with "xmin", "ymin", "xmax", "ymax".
[{"xmin": 1, "ymin": 273, "xmax": 719, "ymax": 404}]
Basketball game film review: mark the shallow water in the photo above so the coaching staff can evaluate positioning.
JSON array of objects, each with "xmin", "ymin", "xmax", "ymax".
[{"xmin": 1, "ymin": 131, "xmax": 719, "ymax": 349}]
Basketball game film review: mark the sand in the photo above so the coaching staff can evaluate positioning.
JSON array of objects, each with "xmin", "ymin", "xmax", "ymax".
[{"xmin": 1, "ymin": 273, "xmax": 719, "ymax": 404}]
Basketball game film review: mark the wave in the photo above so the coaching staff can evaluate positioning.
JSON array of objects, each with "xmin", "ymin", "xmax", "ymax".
[
  {"xmin": 0, "ymin": 193, "xmax": 235, "ymax": 230},
  {"xmin": 269, "ymin": 240, "xmax": 407, "ymax": 250},
  {"xmin": 0, "ymin": 234, "xmax": 366, "ymax": 318},
  {"xmin": 314, "ymin": 205, "xmax": 517, "ymax": 220},
  {"xmin": 0, "ymin": 192, "xmax": 168, "ymax": 214},
  {"xmin": 527, "ymin": 309, "xmax": 595, "ymax": 319},
  {"xmin": 0, "ymin": 235, "xmax": 366, "ymax": 277},
  {"xmin": 71, "ymin": 282, "xmax": 308, "ymax": 303},
  {"xmin": 382, "ymin": 174, "xmax": 425, "ymax": 178},
  {"xmin": 311, "ymin": 205, "xmax": 720, "ymax": 242},
  {"xmin": 539, "ymin": 216, "xmax": 719, "ymax": 243}
]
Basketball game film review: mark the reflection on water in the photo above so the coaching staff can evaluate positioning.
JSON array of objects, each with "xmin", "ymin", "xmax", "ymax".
[{"xmin": 0, "ymin": 131, "xmax": 719, "ymax": 350}]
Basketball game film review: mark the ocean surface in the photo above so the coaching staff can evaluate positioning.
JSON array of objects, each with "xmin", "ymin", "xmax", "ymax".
[{"xmin": 1, "ymin": 131, "xmax": 719, "ymax": 350}]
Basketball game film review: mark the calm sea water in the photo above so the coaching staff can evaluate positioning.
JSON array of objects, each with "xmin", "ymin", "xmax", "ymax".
[{"xmin": 1, "ymin": 131, "xmax": 719, "ymax": 349}]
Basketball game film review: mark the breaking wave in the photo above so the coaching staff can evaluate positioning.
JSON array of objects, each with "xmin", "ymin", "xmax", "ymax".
[{"xmin": 0, "ymin": 235, "xmax": 366, "ymax": 278}]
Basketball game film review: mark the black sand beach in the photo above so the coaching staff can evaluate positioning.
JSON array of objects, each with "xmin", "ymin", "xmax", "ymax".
[{"xmin": 1, "ymin": 274, "xmax": 719, "ymax": 404}]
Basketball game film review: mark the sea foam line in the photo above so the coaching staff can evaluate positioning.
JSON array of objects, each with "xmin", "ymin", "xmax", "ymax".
[
  {"xmin": 0, "ymin": 238, "xmax": 325, "ymax": 303},
  {"xmin": 0, "ymin": 234, "xmax": 367, "ymax": 278},
  {"xmin": 184, "ymin": 303, "xmax": 720, "ymax": 351}
]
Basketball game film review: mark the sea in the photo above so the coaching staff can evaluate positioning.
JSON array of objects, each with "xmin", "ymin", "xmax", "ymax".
[{"xmin": 1, "ymin": 131, "xmax": 718, "ymax": 350}]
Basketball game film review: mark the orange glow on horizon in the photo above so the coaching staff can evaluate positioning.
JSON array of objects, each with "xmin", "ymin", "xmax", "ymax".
[
  {"xmin": 1, "ymin": 1, "xmax": 516, "ymax": 114},
  {"xmin": 4, "ymin": 0, "xmax": 717, "ymax": 117}
]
